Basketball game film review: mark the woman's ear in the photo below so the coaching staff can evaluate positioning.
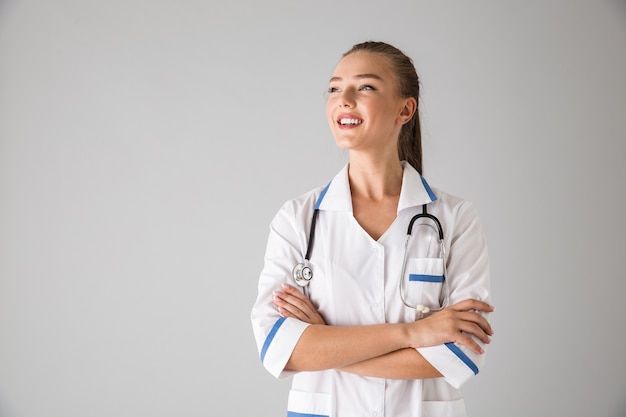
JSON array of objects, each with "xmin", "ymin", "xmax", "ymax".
[{"xmin": 398, "ymin": 97, "xmax": 417, "ymax": 125}]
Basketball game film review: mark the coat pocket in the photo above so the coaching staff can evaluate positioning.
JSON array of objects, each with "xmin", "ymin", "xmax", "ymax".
[
  {"xmin": 404, "ymin": 257, "xmax": 445, "ymax": 311},
  {"xmin": 422, "ymin": 398, "xmax": 466, "ymax": 417},
  {"xmin": 287, "ymin": 389, "xmax": 331, "ymax": 417}
]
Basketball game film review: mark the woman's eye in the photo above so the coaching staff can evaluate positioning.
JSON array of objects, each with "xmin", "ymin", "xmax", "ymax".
[
  {"xmin": 327, "ymin": 87, "xmax": 340, "ymax": 94},
  {"xmin": 359, "ymin": 85, "xmax": 376, "ymax": 91}
]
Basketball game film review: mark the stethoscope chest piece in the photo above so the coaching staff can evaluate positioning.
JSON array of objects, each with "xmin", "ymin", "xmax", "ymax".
[{"xmin": 293, "ymin": 262, "xmax": 313, "ymax": 287}]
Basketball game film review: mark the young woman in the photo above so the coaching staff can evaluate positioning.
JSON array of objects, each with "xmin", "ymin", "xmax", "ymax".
[{"xmin": 251, "ymin": 41, "xmax": 494, "ymax": 417}]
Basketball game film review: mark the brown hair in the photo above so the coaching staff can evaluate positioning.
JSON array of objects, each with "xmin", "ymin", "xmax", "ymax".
[{"xmin": 342, "ymin": 41, "xmax": 423, "ymax": 174}]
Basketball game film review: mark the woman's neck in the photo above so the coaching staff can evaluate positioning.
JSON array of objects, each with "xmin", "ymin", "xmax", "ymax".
[{"xmin": 347, "ymin": 153, "xmax": 403, "ymax": 201}]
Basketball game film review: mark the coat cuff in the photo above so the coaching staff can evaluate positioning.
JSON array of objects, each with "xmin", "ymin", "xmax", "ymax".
[
  {"xmin": 260, "ymin": 317, "xmax": 310, "ymax": 379},
  {"xmin": 417, "ymin": 343, "xmax": 479, "ymax": 389}
]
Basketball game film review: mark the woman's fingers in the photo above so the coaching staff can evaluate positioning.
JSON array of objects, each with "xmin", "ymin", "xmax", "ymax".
[
  {"xmin": 446, "ymin": 299, "xmax": 495, "ymax": 338},
  {"xmin": 279, "ymin": 284, "xmax": 316, "ymax": 312},
  {"xmin": 456, "ymin": 317, "xmax": 492, "ymax": 345},
  {"xmin": 457, "ymin": 311, "xmax": 494, "ymax": 337},
  {"xmin": 272, "ymin": 284, "xmax": 326, "ymax": 325},
  {"xmin": 408, "ymin": 300, "xmax": 495, "ymax": 354},
  {"xmin": 450, "ymin": 298, "xmax": 495, "ymax": 314},
  {"xmin": 453, "ymin": 331, "xmax": 485, "ymax": 355},
  {"xmin": 273, "ymin": 290, "xmax": 308, "ymax": 318}
]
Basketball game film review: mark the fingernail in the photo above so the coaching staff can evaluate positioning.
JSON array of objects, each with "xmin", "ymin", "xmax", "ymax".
[{"xmin": 281, "ymin": 283, "xmax": 290, "ymax": 290}]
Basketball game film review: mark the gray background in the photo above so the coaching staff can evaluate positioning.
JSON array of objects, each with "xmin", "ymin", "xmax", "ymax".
[{"xmin": 1, "ymin": 0, "xmax": 625, "ymax": 416}]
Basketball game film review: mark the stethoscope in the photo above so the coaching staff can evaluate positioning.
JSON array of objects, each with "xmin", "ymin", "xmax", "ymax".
[
  {"xmin": 398, "ymin": 204, "xmax": 449, "ymax": 313},
  {"xmin": 291, "ymin": 212, "xmax": 320, "ymax": 288},
  {"xmin": 292, "ymin": 184, "xmax": 449, "ymax": 314}
]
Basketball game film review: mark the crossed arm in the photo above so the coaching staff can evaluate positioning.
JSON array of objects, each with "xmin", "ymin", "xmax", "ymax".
[{"xmin": 273, "ymin": 284, "xmax": 494, "ymax": 379}]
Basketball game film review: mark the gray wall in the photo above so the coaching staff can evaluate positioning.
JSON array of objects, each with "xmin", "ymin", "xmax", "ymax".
[{"xmin": 1, "ymin": 1, "xmax": 625, "ymax": 416}]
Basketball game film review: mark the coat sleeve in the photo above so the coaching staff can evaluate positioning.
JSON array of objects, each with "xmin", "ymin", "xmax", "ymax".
[
  {"xmin": 250, "ymin": 197, "xmax": 315, "ymax": 379},
  {"xmin": 416, "ymin": 200, "xmax": 491, "ymax": 389}
]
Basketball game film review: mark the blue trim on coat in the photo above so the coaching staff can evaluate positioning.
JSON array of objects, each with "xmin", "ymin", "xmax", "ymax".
[
  {"xmin": 287, "ymin": 413, "xmax": 328, "ymax": 417},
  {"xmin": 409, "ymin": 274, "xmax": 444, "ymax": 283},
  {"xmin": 420, "ymin": 176, "xmax": 438, "ymax": 202},
  {"xmin": 260, "ymin": 317, "xmax": 286, "ymax": 362},
  {"xmin": 445, "ymin": 342, "xmax": 479, "ymax": 375},
  {"xmin": 314, "ymin": 181, "xmax": 332, "ymax": 210}
]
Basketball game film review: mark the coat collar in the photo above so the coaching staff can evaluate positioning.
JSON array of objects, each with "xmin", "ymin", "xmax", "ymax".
[{"xmin": 316, "ymin": 161, "xmax": 437, "ymax": 213}]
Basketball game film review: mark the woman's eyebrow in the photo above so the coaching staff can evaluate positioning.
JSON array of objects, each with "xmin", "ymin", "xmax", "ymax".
[{"xmin": 329, "ymin": 73, "xmax": 384, "ymax": 83}]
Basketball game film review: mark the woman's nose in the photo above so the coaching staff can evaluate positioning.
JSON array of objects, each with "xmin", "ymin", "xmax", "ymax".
[{"xmin": 338, "ymin": 89, "xmax": 355, "ymax": 108}]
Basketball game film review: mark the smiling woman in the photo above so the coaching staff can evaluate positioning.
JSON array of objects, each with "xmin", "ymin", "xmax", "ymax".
[
  {"xmin": 250, "ymin": 41, "xmax": 494, "ymax": 417},
  {"xmin": 326, "ymin": 50, "xmax": 417, "ymax": 169}
]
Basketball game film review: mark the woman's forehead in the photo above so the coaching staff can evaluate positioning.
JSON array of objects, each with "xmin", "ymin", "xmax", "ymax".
[{"xmin": 332, "ymin": 51, "xmax": 394, "ymax": 81}]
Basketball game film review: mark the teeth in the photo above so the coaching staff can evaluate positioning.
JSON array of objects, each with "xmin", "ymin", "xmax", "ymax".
[{"xmin": 339, "ymin": 118, "xmax": 362, "ymax": 125}]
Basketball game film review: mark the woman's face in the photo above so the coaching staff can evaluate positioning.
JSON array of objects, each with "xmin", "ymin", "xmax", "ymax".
[{"xmin": 326, "ymin": 51, "xmax": 412, "ymax": 155}]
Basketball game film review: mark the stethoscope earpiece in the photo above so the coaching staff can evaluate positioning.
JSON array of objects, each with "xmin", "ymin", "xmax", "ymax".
[{"xmin": 293, "ymin": 262, "xmax": 313, "ymax": 287}]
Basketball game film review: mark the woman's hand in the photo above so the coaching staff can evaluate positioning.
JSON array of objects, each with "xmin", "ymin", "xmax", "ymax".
[
  {"xmin": 407, "ymin": 299, "xmax": 494, "ymax": 354},
  {"xmin": 272, "ymin": 284, "xmax": 326, "ymax": 325}
]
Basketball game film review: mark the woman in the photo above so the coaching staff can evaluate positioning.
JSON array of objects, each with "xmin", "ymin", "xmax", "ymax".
[{"xmin": 251, "ymin": 41, "xmax": 493, "ymax": 417}]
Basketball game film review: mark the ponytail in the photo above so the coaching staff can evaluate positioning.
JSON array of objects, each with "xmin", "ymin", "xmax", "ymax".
[{"xmin": 398, "ymin": 107, "xmax": 422, "ymax": 174}]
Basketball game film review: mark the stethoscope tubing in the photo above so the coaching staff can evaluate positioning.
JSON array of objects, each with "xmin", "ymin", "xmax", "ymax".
[
  {"xmin": 304, "ymin": 209, "xmax": 320, "ymax": 261},
  {"xmin": 399, "ymin": 212, "xmax": 449, "ymax": 313},
  {"xmin": 293, "ymin": 200, "xmax": 449, "ymax": 314}
]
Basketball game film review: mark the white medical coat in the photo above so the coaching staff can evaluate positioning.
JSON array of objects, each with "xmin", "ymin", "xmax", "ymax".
[{"xmin": 251, "ymin": 162, "xmax": 491, "ymax": 417}]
